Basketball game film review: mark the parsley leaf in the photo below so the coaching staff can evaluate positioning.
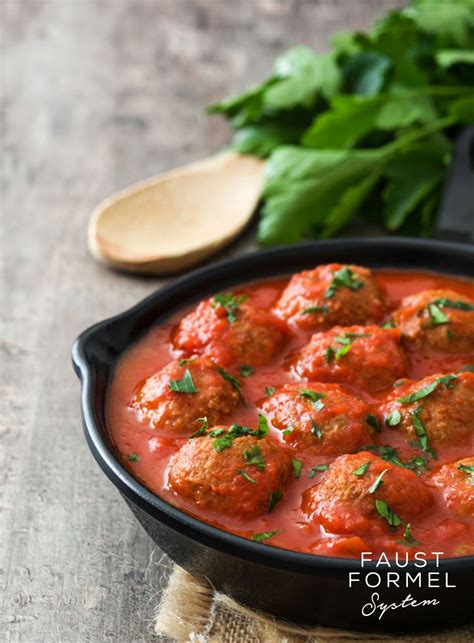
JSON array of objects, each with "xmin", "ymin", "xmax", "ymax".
[
  {"xmin": 216, "ymin": 366, "xmax": 243, "ymax": 399},
  {"xmin": 368, "ymin": 468, "xmax": 388, "ymax": 494},
  {"xmin": 397, "ymin": 374, "xmax": 457, "ymax": 403},
  {"xmin": 243, "ymin": 445, "xmax": 266, "ymax": 470},
  {"xmin": 353, "ymin": 462, "xmax": 371, "ymax": 476},
  {"xmin": 291, "ymin": 458, "xmax": 303, "ymax": 479},
  {"xmin": 375, "ymin": 499, "xmax": 402, "ymax": 529},
  {"xmin": 269, "ymin": 490, "xmax": 283, "ymax": 512},
  {"xmin": 428, "ymin": 303, "xmax": 450, "ymax": 325},
  {"xmin": 189, "ymin": 416, "xmax": 209, "ymax": 438},
  {"xmin": 213, "ymin": 292, "xmax": 248, "ymax": 323},
  {"xmin": 128, "ymin": 452, "xmax": 140, "ymax": 462},
  {"xmin": 237, "ymin": 469, "xmax": 256, "ymax": 484},
  {"xmin": 308, "ymin": 464, "xmax": 329, "ymax": 478},
  {"xmin": 366, "ymin": 414, "xmax": 381, "ymax": 432},
  {"xmin": 208, "ymin": 0, "xmax": 474, "ymax": 244},
  {"xmin": 397, "ymin": 523, "xmax": 421, "ymax": 546},
  {"xmin": 298, "ymin": 388, "xmax": 325, "ymax": 403},
  {"xmin": 265, "ymin": 386, "xmax": 276, "ymax": 397},
  {"xmin": 435, "ymin": 298, "xmax": 474, "ymax": 312},
  {"xmin": 326, "ymin": 267, "xmax": 364, "ymax": 298},
  {"xmin": 239, "ymin": 365, "xmax": 253, "ymax": 377},
  {"xmin": 252, "ymin": 530, "xmax": 280, "ymax": 542},
  {"xmin": 169, "ymin": 369, "xmax": 197, "ymax": 394}
]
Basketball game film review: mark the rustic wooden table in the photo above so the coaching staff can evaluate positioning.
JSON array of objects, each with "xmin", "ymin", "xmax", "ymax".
[{"xmin": 2, "ymin": 1, "xmax": 401, "ymax": 640}]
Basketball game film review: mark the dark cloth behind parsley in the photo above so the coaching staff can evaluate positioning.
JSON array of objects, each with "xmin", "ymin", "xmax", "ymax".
[{"xmin": 208, "ymin": 0, "xmax": 474, "ymax": 244}]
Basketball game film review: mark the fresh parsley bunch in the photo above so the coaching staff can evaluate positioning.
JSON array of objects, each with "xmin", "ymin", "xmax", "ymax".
[{"xmin": 208, "ymin": 0, "xmax": 474, "ymax": 245}]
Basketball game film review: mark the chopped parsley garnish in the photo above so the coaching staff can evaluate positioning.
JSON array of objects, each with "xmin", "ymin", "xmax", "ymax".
[
  {"xmin": 366, "ymin": 414, "xmax": 381, "ymax": 432},
  {"xmin": 237, "ymin": 469, "xmax": 256, "ymax": 484},
  {"xmin": 178, "ymin": 358, "xmax": 191, "ymax": 366},
  {"xmin": 397, "ymin": 523, "xmax": 421, "ymax": 546},
  {"xmin": 128, "ymin": 452, "xmax": 140, "ymax": 462},
  {"xmin": 256, "ymin": 414, "xmax": 270, "ymax": 438},
  {"xmin": 310, "ymin": 418, "xmax": 323, "ymax": 440},
  {"xmin": 213, "ymin": 292, "xmax": 248, "ymax": 323},
  {"xmin": 265, "ymin": 386, "xmax": 276, "ymax": 397},
  {"xmin": 292, "ymin": 458, "xmax": 303, "ymax": 479},
  {"xmin": 308, "ymin": 464, "xmax": 329, "ymax": 478},
  {"xmin": 381, "ymin": 320, "xmax": 395, "ymax": 329},
  {"xmin": 368, "ymin": 468, "xmax": 388, "ymax": 494},
  {"xmin": 335, "ymin": 344, "xmax": 351, "ymax": 360},
  {"xmin": 216, "ymin": 366, "xmax": 243, "ymax": 398},
  {"xmin": 301, "ymin": 305, "xmax": 328, "ymax": 315},
  {"xmin": 410, "ymin": 406, "xmax": 436, "ymax": 458},
  {"xmin": 434, "ymin": 298, "xmax": 474, "ymax": 312},
  {"xmin": 282, "ymin": 425, "xmax": 294, "ymax": 437},
  {"xmin": 428, "ymin": 303, "xmax": 449, "ymax": 325},
  {"xmin": 243, "ymin": 445, "xmax": 265, "ymax": 470},
  {"xmin": 189, "ymin": 416, "xmax": 208, "ymax": 438},
  {"xmin": 393, "ymin": 379, "xmax": 405, "ymax": 387},
  {"xmin": 460, "ymin": 364, "xmax": 474, "ymax": 374},
  {"xmin": 457, "ymin": 463, "xmax": 474, "ymax": 485},
  {"xmin": 209, "ymin": 428, "xmax": 226, "ymax": 437},
  {"xmin": 298, "ymin": 388, "xmax": 325, "ymax": 404},
  {"xmin": 325, "ymin": 267, "xmax": 364, "ymax": 299},
  {"xmin": 239, "ymin": 364, "xmax": 253, "ymax": 377},
  {"xmin": 324, "ymin": 346, "xmax": 335, "ymax": 363},
  {"xmin": 446, "ymin": 329, "xmax": 455, "ymax": 341},
  {"xmin": 353, "ymin": 462, "xmax": 371, "ymax": 476},
  {"xmin": 385, "ymin": 410, "xmax": 401, "ymax": 426},
  {"xmin": 375, "ymin": 499, "xmax": 402, "ymax": 529},
  {"xmin": 213, "ymin": 435, "xmax": 234, "ymax": 452},
  {"xmin": 397, "ymin": 374, "xmax": 457, "ymax": 404},
  {"xmin": 342, "ymin": 332, "xmax": 371, "ymax": 340},
  {"xmin": 269, "ymin": 490, "xmax": 282, "ymax": 512},
  {"xmin": 252, "ymin": 530, "xmax": 280, "ymax": 542},
  {"xmin": 211, "ymin": 423, "xmax": 257, "ymax": 452},
  {"xmin": 363, "ymin": 445, "xmax": 428, "ymax": 475},
  {"xmin": 169, "ymin": 369, "xmax": 197, "ymax": 393},
  {"xmin": 335, "ymin": 335, "xmax": 352, "ymax": 346}
]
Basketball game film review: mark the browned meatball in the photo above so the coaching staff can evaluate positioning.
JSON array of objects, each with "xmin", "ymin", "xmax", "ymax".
[
  {"xmin": 172, "ymin": 294, "xmax": 288, "ymax": 367},
  {"xmin": 432, "ymin": 457, "xmax": 474, "ymax": 518},
  {"xmin": 260, "ymin": 383, "xmax": 372, "ymax": 455},
  {"xmin": 168, "ymin": 432, "xmax": 292, "ymax": 517},
  {"xmin": 291, "ymin": 325, "xmax": 407, "ymax": 392},
  {"xmin": 302, "ymin": 452, "xmax": 433, "ymax": 535},
  {"xmin": 130, "ymin": 357, "xmax": 240, "ymax": 437},
  {"xmin": 393, "ymin": 289, "xmax": 474, "ymax": 353},
  {"xmin": 274, "ymin": 263, "xmax": 384, "ymax": 329},
  {"xmin": 381, "ymin": 371, "xmax": 474, "ymax": 453}
]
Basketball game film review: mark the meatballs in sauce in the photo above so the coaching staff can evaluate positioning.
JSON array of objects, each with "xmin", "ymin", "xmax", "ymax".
[{"xmin": 107, "ymin": 265, "xmax": 474, "ymax": 558}]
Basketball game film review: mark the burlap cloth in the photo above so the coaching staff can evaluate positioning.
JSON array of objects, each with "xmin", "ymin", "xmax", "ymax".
[{"xmin": 154, "ymin": 566, "xmax": 473, "ymax": 642}]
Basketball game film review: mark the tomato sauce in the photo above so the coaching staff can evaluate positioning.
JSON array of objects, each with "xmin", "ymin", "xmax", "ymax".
[{"xmin": 106, "ymin": 270, "xmax": 474, "ymax": 559}]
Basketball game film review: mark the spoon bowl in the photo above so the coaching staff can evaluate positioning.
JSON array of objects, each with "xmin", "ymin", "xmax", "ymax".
[{"xmin": 88, "ymin": 152, "xmax": 264, "ymax": 274}]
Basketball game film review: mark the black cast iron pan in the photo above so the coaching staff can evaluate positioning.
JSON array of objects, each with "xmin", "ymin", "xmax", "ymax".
[{"xmin": 72, "ymin": 132, "xmax": 473, "ymax": 632}]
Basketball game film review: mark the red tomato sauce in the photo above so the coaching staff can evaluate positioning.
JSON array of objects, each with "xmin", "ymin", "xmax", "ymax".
[{"xmin": 106, "ymin": 270, "xmax": 474, "ymax": 559}]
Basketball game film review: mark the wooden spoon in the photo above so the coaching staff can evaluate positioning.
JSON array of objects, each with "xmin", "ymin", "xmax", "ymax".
[{"xmin": 88, "ymin": 152, "xmax": 264, "ymax": 274}]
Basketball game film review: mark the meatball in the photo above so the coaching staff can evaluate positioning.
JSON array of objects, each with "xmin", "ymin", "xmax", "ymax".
[
  {"xmin": 381, "ymin": 371, "xmax": 474, "ymax": 452},
  {"xmin": 274, "ymin": 263, "xmax": 384, "ymax": 329},
  {"xmin": 292, "ymin": 325, "xmax": 407, "ymax": 392},
  {"xmin": 130, "ymin": 357, "xmax": 240, "ymax": 437},
  {"xmin": 261, "ymin": 383, "xmax": 372, "ymax": 455},
  {"xmin": 168, "ymin": 433, "xmax": 292, "ymax": 518},
  {"xmin": 432, "ymin": 457, "xmax": 474, "ymax": 518},
  {"xmin": 172, "ymin": 294, "xmax": 288, "ymax": 367},
  {"xmin": 302, "ymin": 452, "xmax": 433, "ymax": 535},
  {"xmin": 393, "ymin": 289, "xmax": 474, "ymax": 353}
]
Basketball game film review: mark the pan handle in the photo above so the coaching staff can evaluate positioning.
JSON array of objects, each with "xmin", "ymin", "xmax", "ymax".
[{"xmin": 435, "ymin": 126, "xmax": 474, "ymax": 243}]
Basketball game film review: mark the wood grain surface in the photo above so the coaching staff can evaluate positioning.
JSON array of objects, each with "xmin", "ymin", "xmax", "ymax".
[{"xmin": 1, "ymin": 1, "xmax": 401, "ymax": 641}]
